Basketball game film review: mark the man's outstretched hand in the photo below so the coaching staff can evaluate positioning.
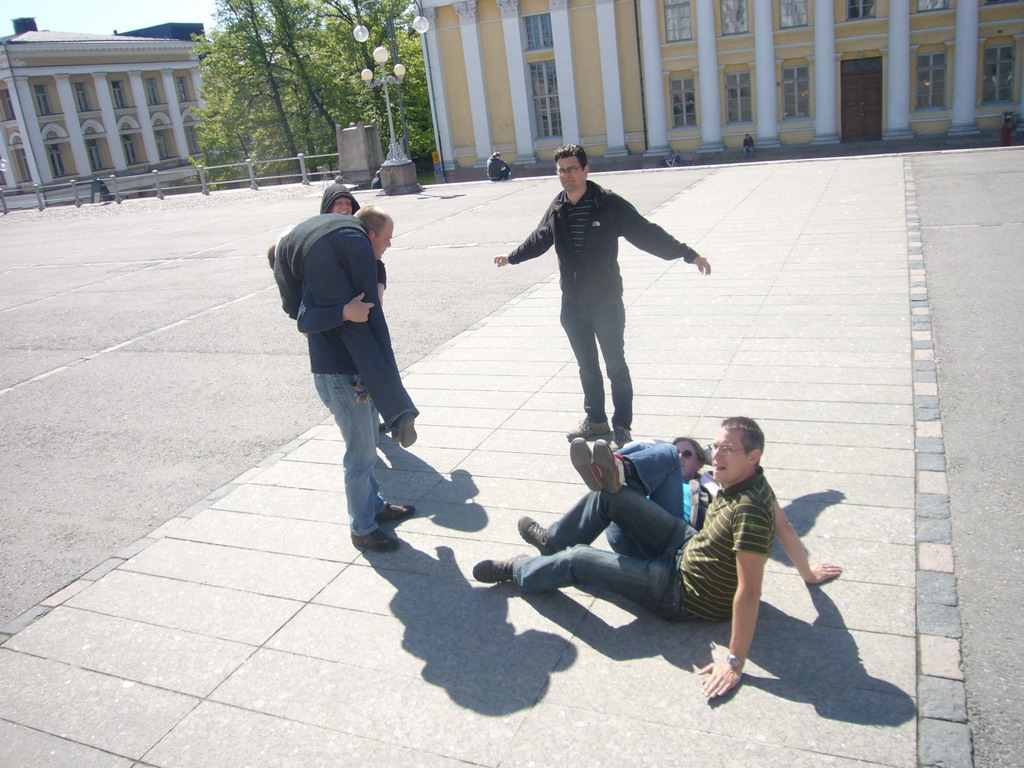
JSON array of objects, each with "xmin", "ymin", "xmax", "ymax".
[
  {"xmin": 698, "ymin": 662, "xmax": 741, "ymax": 699},
  {"xmin": 342, "ymin": 292, "xmax": 374, "ymax": 323},
  {"xmin": 693, "ymin": 257, "xmax": 711, "ymax": 275},
  {"xmin": 805, "ymin": 562, "xmax": 843, "ymax": 585},
  {"xmin": 494, "ymin": 255, "xmax": 510, "ymax": 267}
]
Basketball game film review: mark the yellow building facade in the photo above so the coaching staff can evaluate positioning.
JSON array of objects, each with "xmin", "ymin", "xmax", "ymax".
[
  {"xmin": 1, "ymin": 18, "xmax": 204, "ymax": 189},
  {"xmin": 418, "ymin": 0, "xmax": 1023, "ymax": 169}
]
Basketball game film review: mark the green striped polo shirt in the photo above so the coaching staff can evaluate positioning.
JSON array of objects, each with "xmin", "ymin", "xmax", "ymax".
[{"xmin": 679, "ymin": 468, "xmax": 776, "ymax": 622}]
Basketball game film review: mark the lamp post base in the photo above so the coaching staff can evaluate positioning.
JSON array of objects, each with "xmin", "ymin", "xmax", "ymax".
[{"xmin": 380, "ymin": 160, "xmax": 420, "ymax": 195}]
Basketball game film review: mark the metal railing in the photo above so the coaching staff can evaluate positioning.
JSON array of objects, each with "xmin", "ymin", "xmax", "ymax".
[{"xmin": 0, "ymin": 152, "xmax": 342, "ymax": 214}]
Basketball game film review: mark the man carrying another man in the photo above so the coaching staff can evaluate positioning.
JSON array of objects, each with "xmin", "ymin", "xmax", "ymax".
[
  {"xmin": 495, "ymin": 144, "xmax": 710, "ymax": 448},
  {"xmin": 474, "ymin": 417, "xmax": 842, "ymax": 699}
]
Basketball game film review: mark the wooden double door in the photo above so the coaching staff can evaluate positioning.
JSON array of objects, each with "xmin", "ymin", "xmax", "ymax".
[{"xmin": 841, "ymin": 57, "xmax": 883, "ymax": 141}]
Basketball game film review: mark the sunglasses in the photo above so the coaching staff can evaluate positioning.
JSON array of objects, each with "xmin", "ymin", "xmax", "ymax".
[{"xmin": 679, "ymin": 449, "xmax": 695, "ymax": 458}]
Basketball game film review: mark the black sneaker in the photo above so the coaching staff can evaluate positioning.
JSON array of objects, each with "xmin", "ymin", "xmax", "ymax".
[
  {"xmin": 518, "ymin": 516, "xmax": 555, "ymax": 555},
  {"xmin": 610, "ymin": 426, "xmax": 632, "ymax": 450},
  {"xmin": 351, "ymin": 528, "xmax": 399, "ymax": 552},
  {"xmin": 472, "ymin": 557, "xmax": 521, "ymax": 584}
]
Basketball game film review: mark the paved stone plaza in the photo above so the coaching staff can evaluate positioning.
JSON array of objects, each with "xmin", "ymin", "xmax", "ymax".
[{"xmin": 2, "ymin": 151, "xmax": 1015, "ymax": 766}]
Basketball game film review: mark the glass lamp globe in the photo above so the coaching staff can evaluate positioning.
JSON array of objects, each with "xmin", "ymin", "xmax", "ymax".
[
  {"xmin": 372, "ymin": 46, "xmax": 389, "ymax": 64},
  {"xmin": 353, "ymin": 25, "xmax": 369, "ymax": 43},
  {"xmin": 412, "ymin": 15, "xmax": 430, "ymax": 34},
  {"xmin": 393, "ymin": 63, "xmax": 406, "ymax": 78},
  {"xmin": 361, "ymin": 68, "xmax": 373, "ymax": 81}
]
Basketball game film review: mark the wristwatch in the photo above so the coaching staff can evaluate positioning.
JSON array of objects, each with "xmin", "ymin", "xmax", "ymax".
[{"xmin": 726, "ymin": 654, "xmax": 744, "ymax": 672}]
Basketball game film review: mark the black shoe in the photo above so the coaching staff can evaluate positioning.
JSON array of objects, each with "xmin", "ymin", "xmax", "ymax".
[
  {"xmin": 376, "ymin": 503, "xmax": 416, "ymax": 523},
  {"xmin": 472, "ymin": 557, "xmax": 521, "ymax": 584},
  {"xmin": 518, "ymin": 516, "xmax": 555, "ymax": 555},
  {"xmin": 351, "ymin": 528, "xmax": 399, "ymax": 552}
]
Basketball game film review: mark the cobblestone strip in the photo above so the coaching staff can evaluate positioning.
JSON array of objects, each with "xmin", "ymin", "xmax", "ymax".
[{"xmin": 905, "ymin": 156, "xmax": 973, "ymax": 768}]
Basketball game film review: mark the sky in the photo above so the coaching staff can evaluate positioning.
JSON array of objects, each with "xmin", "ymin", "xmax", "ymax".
[{"xmin": 0, "ymin": 0, "xmax": 219, "ymax": 37}]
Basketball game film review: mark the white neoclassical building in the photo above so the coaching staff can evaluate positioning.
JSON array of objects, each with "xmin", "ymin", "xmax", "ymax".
[
  {"xmin": 416, "ymin": 0, "xmax": 1023, "ymax": 170},
  {"xmin": 0, "ymin": 17, "xmax": 205, "ymax": 189}
]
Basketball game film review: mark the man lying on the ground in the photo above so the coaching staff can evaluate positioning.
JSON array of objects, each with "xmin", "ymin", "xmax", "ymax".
[{"xmin": 474, "ymin": 416, "xmax": 842, "ymax": 699}]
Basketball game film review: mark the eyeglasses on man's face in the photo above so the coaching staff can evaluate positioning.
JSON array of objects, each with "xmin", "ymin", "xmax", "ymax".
[
  {"xmin": 708, "ymin": 443, "xmax": 747, "ymax": 457},
  {"xmin": 556, "ymin": 165, "xmax": 583, "ymax": 176}
]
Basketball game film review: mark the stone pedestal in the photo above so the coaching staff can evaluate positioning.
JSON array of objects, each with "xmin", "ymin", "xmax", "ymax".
[
  {"xmin": 380, "ymin": 160, "xmax": 420, "ymax": 195},
  {"xmin": 336, "ymin": 122, "xmax": 383, "ymax": 185}
]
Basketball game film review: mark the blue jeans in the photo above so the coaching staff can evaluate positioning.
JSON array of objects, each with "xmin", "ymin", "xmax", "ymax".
[
  {"xmin": 560, "ymin": 299, "xmax": 632, "ymax": 429},
  {"xmin": 606, "ymin": 442, "xmax": 686, "ymax": 557},
  {"xmin": 513, "ymin": 487, "xmax": 696, "ymax": 620},
  {"xmin": 314, "ymin": 373, "xmax": 386, "ymax": 536}
]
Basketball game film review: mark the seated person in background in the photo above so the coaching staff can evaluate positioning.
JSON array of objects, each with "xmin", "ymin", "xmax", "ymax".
[
  {"xmin": 743, "ymin": 134, "xmax": 755, "ymax": 157},
  {"xmin": 487, "ymin": 152, "xmax": 512, "ymax": 181}
]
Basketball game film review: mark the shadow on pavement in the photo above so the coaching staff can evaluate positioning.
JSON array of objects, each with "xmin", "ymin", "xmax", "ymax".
[
  {"xmin": 746, "ymin": 589, "xmax": 915, "ymax": 726},
  {"xmin": 772, "ymin": 489, "xmax": 846, "ymax": 565},
  {"xmin": 365, "ymin": 544, "xmax": 577, "ymax": 716}
]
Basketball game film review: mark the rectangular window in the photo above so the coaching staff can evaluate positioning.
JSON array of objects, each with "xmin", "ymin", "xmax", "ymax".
[
  {"xmin": 14, "ymin": 147, "xmax": 30, "ymax": 181},
  {"xmin": 529, "ymin": 60, "xmax": 561, "ymax": 138},
  {"xmin": 85, "ymin": 138, "xmax": 104, "ymax": 171},
  {"xmin": 665, "ymin": 0, "xmax": 692, "ymax": 42},
  {"xmin": 670, "ymin": 77, "xmax": 697, "ymax": 127},
  {"xmin": 122, "ymin": 133, "xmax": 139, "ymax": 164},
  {"xmin": 725, "ymin": 71, "xmax": 752, "ymax": 123},
  {"xmin": 176, "ymin": 76, "xmax": 190, "ymax": 102},
  {"xmin": 34, "ymin": 84, "xmax": 52, "ymax": 115},
  {"xmin": 111, "ymin": 80, "xmax": 127, "ymax": 109},
  {"xmin": 848, "ymin": 0, "xmax": 876, "ymax": 19},
  {"xmin": 47, "ymin": 143, "xmax": 67, "ymax": 177},
  {"xmin": 145, "ymin": 78, "xmax": 160, "ymax": 106},
  {"xmin": 782, "ymin": 65, "xmax": 810, "ymax": 118},
  {"xmin": 155, "ymin": 130, "xmax": 172, "ymax": 159},
  {"xmin": 721, "ymin": 0, "xmax": 748, "ymax": 35},
  {"xmin": 917, "ymin": 0, "xmax": 948, "ymax": 9},
  {"xmin": 916, "ymin": 52, "xmax": 946, "ymax": 108},
  {"xmin": 74, "ymin": 82, "xmax": 91, "ymax": 112},
  {"xmin": 780, "ymin": 0, "xmax": 808, "ymax": 27},
  {"xmin": 982, "ymin": 45, "xmax": 1014, "ymax": 102},
  {"xmin": 1, "ymin": 89, "xmax": 14, "ymax": 121},
  {"xmin": 185, "ymin": 124, "xmax": 200, "ymax": 154},
  {"xmin": 524, "ymin": 14, "xmax": 553, "ymax": 50}
]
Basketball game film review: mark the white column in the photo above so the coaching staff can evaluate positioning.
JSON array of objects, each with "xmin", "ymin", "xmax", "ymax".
[
  {"xmin": 639, "ymin": 0, "xmax": 669, "ymax": 155},
  {"xmin": 0, "ymin": 113, "xmax": 19, "ymax": 188},
  {"xmin": 161, "ymin": 69, "xmax": 190, "ymax": 159},
  {"xmin": 454, "ymin": 0, "xmax": 492, "ymax": 166},
  {"xmin": 53, "ymin": 75, "xmax": 92, "ymax": 177},
  {"xmin": 189, "ymin": 66, "xmax": 206, "ymax": 110},
  {"xmin": 6, "ymin": 76, "xmax": 43, "ymax": 184},
  {"xmin": 948, "ymin": 0, "xmax": 980, "ymax": 135},
  {"xmin": 695, "ymin": 0, "xmax": 723, "ymax": 151},
  {"xmin": 12, "ymin": 76, "xmax": 51, "ymax": 183},
  {"xmin": 128, "ymin": 71, "xmax": 159, "ymax": 165},
  {"xmin": 1018, "ymin": 33, "xmax": 1024, "ymax": 133},
  {"xmin": 91, "ymin": 73, "xmax": 127, "ymax": 169},
  {"xmin": 812, "ymin": 0, "xmax": 839, "ymax": 143},
  {"xmin": 421, "ymin": 7, "xmax": 456, "ymax": 171},
  {"xmin": 549, "ymin": 0, "xmax": 580, "ymax": 146},
  {"xmin": 883, "ymin": 0, "xmax": 913, "ymax": 139},
  {"xmin": 498, "ymin": 0, "xmax": 538, "ymax": 163},
  {"xmin": 595, "ymin": 0, "xmax": 627, "ymax": 156},
  {"xmin": 753, "ymin": 0, "xmax": 780, "ymax": 147}
]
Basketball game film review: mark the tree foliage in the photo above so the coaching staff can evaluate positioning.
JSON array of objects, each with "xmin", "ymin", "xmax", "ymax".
[{"xmin": 194, "ymin": 0, "xmax": 435, "ymax": 169}]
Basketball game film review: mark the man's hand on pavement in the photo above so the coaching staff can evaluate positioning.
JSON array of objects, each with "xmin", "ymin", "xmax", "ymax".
[
  {"xmin": 693, "ymin": 257, "xmax": 711, "ymax": 275},
  {"xmin": 805, "ymin": 562, "xmax": 843, "ymax": 585},
  {"xmin": 698, "ymin": 662, "xmax": 742, "ymax": 699},
  {"xmin": 342, "ymin": 292, "xmax": 374, "ymax": 323},
  {"xmin": 494, "ymin": 255, "xmax": 510, "ymax": 267}
]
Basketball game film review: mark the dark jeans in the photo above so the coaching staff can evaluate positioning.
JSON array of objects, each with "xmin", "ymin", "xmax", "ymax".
[
  {"xmin": 607, "ymin": 442, "xmax": 686, "ymax": 558},
  {"xmin": 560, "ymin": 299, "xmax": 632, "ymax": 429},
  {"xmin": 513, "ymin": 487, "xmax": 695, "ymax": 620}
]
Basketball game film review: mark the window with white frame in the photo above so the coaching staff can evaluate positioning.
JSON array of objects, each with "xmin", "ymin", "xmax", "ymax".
[
  {"xmin": 917, "ymin": 0, "xmax": 948, "ymax": 9},
  {"xmin": 530, "ymin": 60, "xmax": 561, "ymax": 137},
  {"xmin": 46, "ymin": 142, "xmax": 67, "ymax": 176},
  {"xmin": 176, "ymin": 76, "xmax": 190, "ymax": 102},
  {"xmin": 34, "ymin": 84, "xmax": 52, "ymax": 115},
  {"xmin": 122, "ymin": 133, "xmax": 139, "ymax": 164},
  {"xmin": 524, "ymin": 14, "xmax": 553, "ymax": 50},
  {"xmin": 145, "ymin": 78, "xmax": 160, "ymax": 106},
  {"xmin": 780, "ymin": 0, "xmax": 808, "ymax": 27},
  {"xmin": 848, "ymin": 0, "xmax": 876, "ymax": 19},
  {"xmin": 185, "ymin": 124, "xmax": 200, "ymax": 154},
  {"xmin": 1, "ymin": 89, "xmax": 14, "ymax": 121},
  {"xmin": 982, "ymin": 45, "xmax": 1015, "ymax": 102},
  {"xmin": 725, "ymin": 71, "xmax": 752, "ymax": 122},
  {"xmin": 85, "ymin": 138, "xmax": 104, "ymax": 171},
  {"xmin": 14, "ymin": 147, "xmax": 30, "ymax": 181},
  {"xmin": 670, "ymin": 77, "xmax": 697, "ymax": 127},
  {"xmin": 111, "ymin": 81, "xmax": 127, "ymax": 109},
  {"xmin": 916, "ymin": 52, "xmax": 946, "ymax": 108},
  {"xmin": 665, "ymin": 0, "xmax": 692, "ymax": 42},
  {"xmin": 74, "ymin": 82, "xmax": 91, "ymax": 112},
  {"xmin": 782, "ymin": 65, "xmax": 810, "ymax": 118},
  {"xmin": 721, "ymin": 0, "xmax": 748, "ymax": 35},
  {"xmin": 155, "ymin": 129, "xmax": 172, "ymax": 159}
]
